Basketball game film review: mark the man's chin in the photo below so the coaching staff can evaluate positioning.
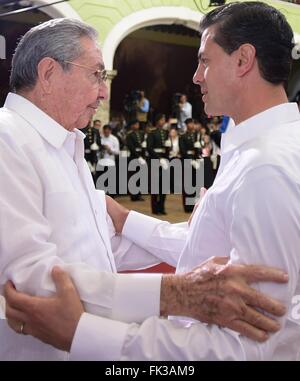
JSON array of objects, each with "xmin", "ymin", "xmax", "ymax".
[
  {"xmin": 204, "ymin": 104, "xmax": 222, "ymax": 117},
  {"xmin": 75, "ymin": 116, "xmax": 92, "ymax": 130}
]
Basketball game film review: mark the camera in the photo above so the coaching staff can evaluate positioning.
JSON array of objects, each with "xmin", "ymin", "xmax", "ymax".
[
  {"xmin": 124, "ymin": 90, "xmax": 142, "ymax": 110},
  {"xmin": 123, "ymin": 90, "xmax": 143, "ymax": 120}
]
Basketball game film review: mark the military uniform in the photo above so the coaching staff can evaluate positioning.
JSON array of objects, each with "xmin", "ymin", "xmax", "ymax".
[
  {"xmin": 168, "ymin": 135, "xmax": 180, "ymax": 194},
  {"xmin": 147, "ymin": 127, "xmax": 169, "ymax": 214},
  {"xmin": 179, "ymin": 131, "xmax": 198, "ymax": 160},
  {"xmin": 83, "ymin": 127, "xmax": 101, "ymax": 182},
  {"xmin": 179, "ymin": 131, "xmax": 199, "ymax": 213},
  {"xmin": 126, "ymin": 130, "xmax": 145, "ymax": 159},
  {"xmin": 126, "ymin": 129, "xmax": 145, "ymax": 201}
]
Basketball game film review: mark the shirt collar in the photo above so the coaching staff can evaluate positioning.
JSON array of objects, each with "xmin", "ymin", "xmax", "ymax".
[
  {"xmin": 222, "ymin": 103, "xmax": 300, "ymax": 154},
  {"xmin": 4, "ymin": 92, "xmax": 85, "ymax": 149}
]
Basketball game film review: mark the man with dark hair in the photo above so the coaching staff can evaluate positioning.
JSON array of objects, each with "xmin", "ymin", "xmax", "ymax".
[
  {"xmin": 4, "ymin": 3, "xmax": 299, "ymax": 360},
  {"xmin": 136, "ymin": 90, "xmax": 150, "ymax": 130},
  {"xmin": 199, "ymin": 1, "xmax": 293, "ymax": 85},
  {"xmin": 100, "ymin": 124, "xmax": 120, "ymax": 163}
]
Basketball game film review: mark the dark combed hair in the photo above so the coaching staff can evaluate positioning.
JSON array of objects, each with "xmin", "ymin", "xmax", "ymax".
[{"xmin": 199, "ymin": 1, "xmax": 294, "ymax": 85}]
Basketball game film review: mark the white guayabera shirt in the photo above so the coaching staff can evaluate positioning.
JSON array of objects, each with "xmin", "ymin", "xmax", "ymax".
[
  {"xmin": 71, "ymin": 103, "xmax": 300, "ymax": 361},
  {"xmin": 0, "ymin": 93, "xmax": 188, "ymax": 361},
  {"xmin": 99, "ymin": 133, "xmax": 120, "ymax": 167},
  {"xmin": 0, "ymin": 295, "xmax": 4, "ymax": 318}
]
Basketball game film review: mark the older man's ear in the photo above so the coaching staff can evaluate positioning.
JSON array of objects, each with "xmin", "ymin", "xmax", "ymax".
[{"xmin": 37, "ymin": 57, "xmax": 60, "ymax": 95}]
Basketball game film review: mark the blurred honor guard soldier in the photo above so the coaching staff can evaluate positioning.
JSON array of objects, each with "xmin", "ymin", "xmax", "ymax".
[
  {"xmin": 168, "ymin": 127, "xmax": 181, "ymax": 160},
  {"xmin": 147, "ymin": 114, "xmax": 169, "ymax": 215},
  {"xmin": 168, "ymin": 127, "xmax": 181, "ymax": 194},
  {"xmin": 83, "ymin": 120, "xmax": 102, "ymax": 182},
  {"xmin": 179, "ymin": 118, "xmax": 199, "ymax": 213},
  {"xmin": 126, "ymin": 120, "xmax": 145, "ymax": 201}
]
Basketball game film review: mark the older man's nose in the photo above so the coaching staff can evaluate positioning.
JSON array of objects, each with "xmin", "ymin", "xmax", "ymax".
[{"xmin": 98, "ymin": 81, "xmax": 109, "ymax": 101}]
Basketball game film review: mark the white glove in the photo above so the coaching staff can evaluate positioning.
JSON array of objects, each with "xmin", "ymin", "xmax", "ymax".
[
  {"xmin": 194, "ymin": 141, "xmax": 201, "ymax": 149},
  {"xmin": 164, "ymin": 139, "xmax": 172, "ymax": 148},
  {"xmin": 191, "ymin": 159, "xmax": 200, "ymax": 170},
  {"xmin": 138, "ymin": 157, "xmax": 146, "ymax": 166},
  {"xmin": 91, "ymin": 142, "xmax": 99, "ymax": 151},
  {"xmin": 141, "ymin": 141, "xmax": 147, "ymax": 148},
  {"xmin": 160, "ymin": 158, "xmax": 169, "ymax": 170},
  {"xmin": 120, "ymin": 150, "xmax": 130, "ymax": 158}
]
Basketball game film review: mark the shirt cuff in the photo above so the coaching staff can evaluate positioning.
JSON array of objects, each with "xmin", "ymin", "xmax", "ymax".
[
  {"xmin": 113, "ymin": 273, "xmax": 162, "ymax": 323},
  {"xmin": 123, "ymin": 211, "xmax": 162, "ymax": 247},
  {"xmin": 70, "ymin": 313, "xmax": 129, "ymax": 361}
]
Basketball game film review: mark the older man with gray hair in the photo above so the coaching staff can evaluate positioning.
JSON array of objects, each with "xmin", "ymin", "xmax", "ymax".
[{"xmin": 0, "ymin": 17, "xmax": 288, "ymax": 361}]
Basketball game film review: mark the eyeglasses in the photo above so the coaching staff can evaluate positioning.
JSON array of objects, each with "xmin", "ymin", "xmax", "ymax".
[{"xmin": 63, "ymin": 60, "xmax": 108, "ymax": 83}]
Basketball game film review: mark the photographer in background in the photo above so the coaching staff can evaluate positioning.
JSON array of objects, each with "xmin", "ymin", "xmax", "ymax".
[
  {"xmin": 136, "ymin": 90, "xmax": 150, "ymax": 130},
  {"xmin": 178, "ymin": 94, "xmax": 192, "ymax": 131}
]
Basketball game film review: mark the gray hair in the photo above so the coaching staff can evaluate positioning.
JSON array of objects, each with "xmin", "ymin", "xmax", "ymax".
[{"xmin": 10, "ymin": 18, "xmax": 98, "ymax": 92}]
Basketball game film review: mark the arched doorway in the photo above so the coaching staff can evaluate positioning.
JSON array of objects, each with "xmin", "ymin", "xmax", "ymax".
[
  {"xmin": 101, "ymin": 6, "xmax": 203, "ymax": 124},
  {"xmin": 110, "ymin": 24, "xmax": 204, "ymax": 123}
]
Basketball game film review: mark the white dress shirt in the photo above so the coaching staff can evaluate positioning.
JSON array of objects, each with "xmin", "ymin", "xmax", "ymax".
[
  {"xmin": 169, "ymin": 137, "xmax": 180, "ymax": 158},
  {"xmin": 179, "ymin": 102, "xmax": 192, "ymax": 130},
  {"xmin": 99, "ymin": 133, "xmax": 119, "ymax": 167},
  {"xmin": 0, "ymin": 296, "xmax": 4, "ymax": 319},
  {"xmin": 0, "ymin": 93, "xmax": 188, "ymax": 360},
  {"xmin": 71, "ymin": 103, "xmax": 300, "ymax": 360}
]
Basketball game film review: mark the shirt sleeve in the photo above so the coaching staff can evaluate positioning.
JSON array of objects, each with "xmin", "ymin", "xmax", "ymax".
[
  {"xmin": 0, "ymin": 137, "xmax": 161, "ymax": 324},
  {"xmin": 182, "ymin": 103, "xmax": 192, "ymax": 119},
  {"xmin": 71, "ymin": 165, "xmax": 300, "ymax": 361},
  {"xmin": 139, "ymin": 99, "xmax": 150, "ymax": 113},
  {"xmin": 107, "ymin": 209, "xmax": 188, "ymax": 270},
  {"xmin": 70, "ymin": 313, "xmax": 260, "ymax": 361},
  {"xmin": 122, "ymin": 211, "xmax": 189, "ymax": 267},
  {"xmin": 107, "ymin": 214, "xmax": 160, "ymax": 271}
]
